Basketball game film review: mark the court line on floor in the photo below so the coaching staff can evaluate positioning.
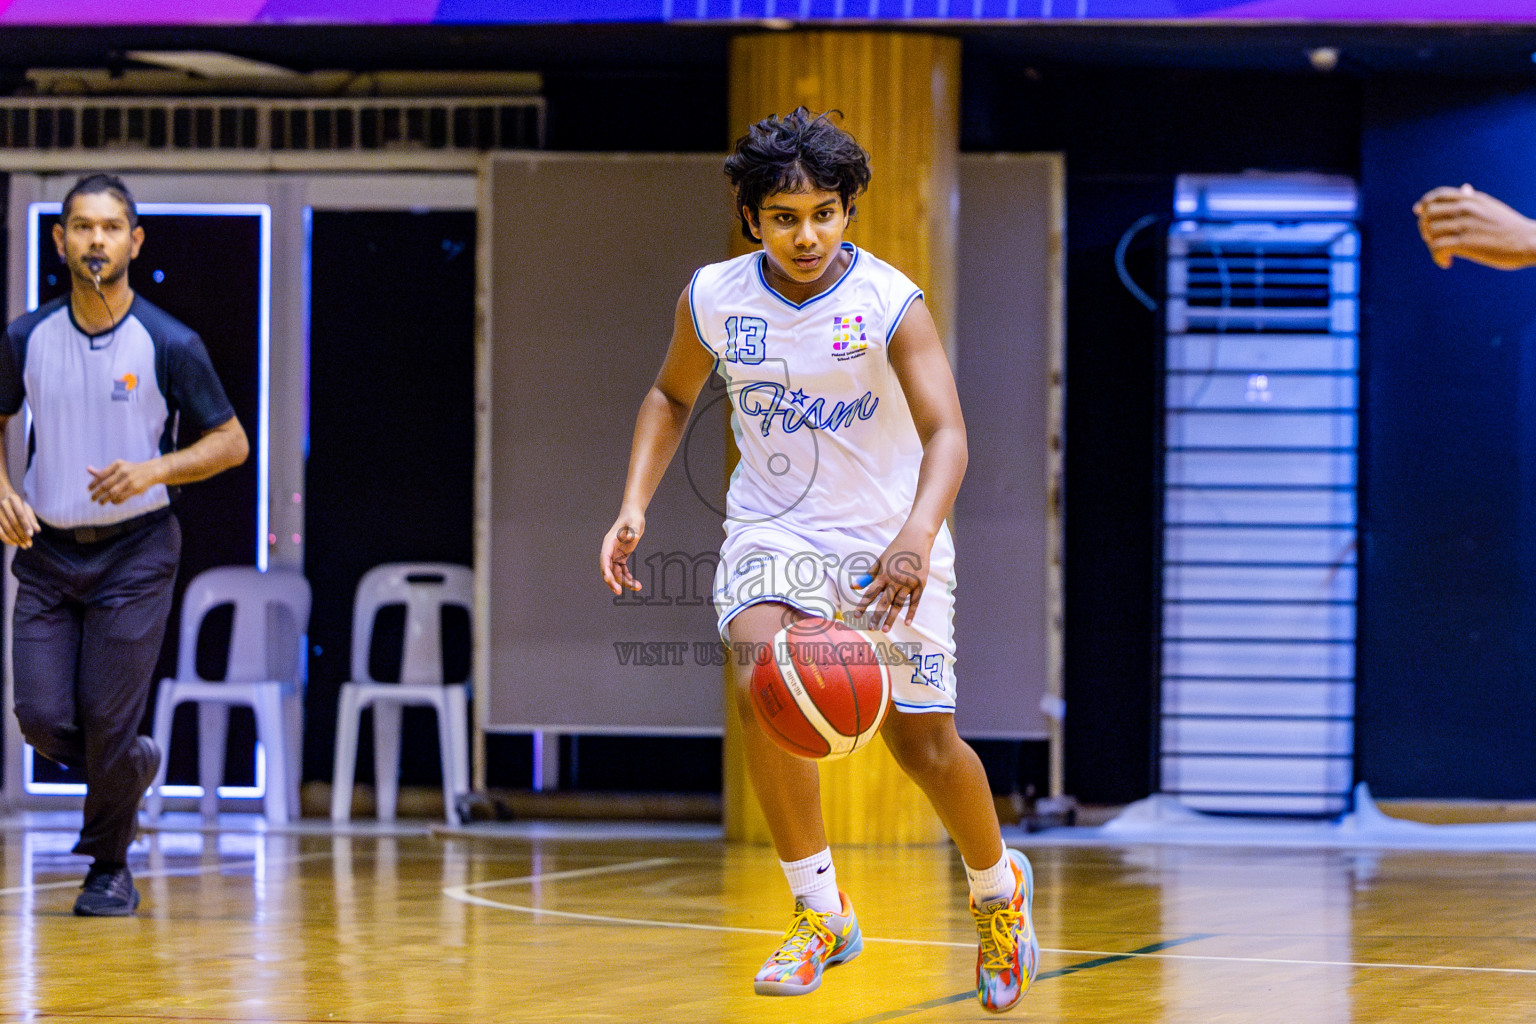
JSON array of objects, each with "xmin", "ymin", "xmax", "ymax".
[
  {"xmin": 0, "ymin": 851, "xmax": 335, "ymax": 897},
  {"xmin": 1041, "ymin": 934, "xmax": 1218, "ymax": 979},
  {"xmin": 1066, "ymin": 948, "xmax": 1536, "ymax": 976},
  {"xmin": 845, "ymin": 935, "xmax": 1216, "ymax": 1024},
  {"xmin": 449, "ymin": 865, "xmax": 1179, "ymax": 952},
  {"xmin": 446, "ymin": 857, "xmax": 793, "ymax": 937},
  {"xmin": 444, "ymin": 859, "xmax": 977, "ymax": 944},
  {"xmin": 446, "ymin": 863, "xmax": 1536, "ymax": 973},
  {"xmin": 447, "ymin": 856, "xmax": 682, "ymax": 895}
]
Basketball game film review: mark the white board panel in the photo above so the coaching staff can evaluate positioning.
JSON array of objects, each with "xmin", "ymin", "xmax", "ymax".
[{"xmin": 483, "ymin": 153, "xmax": 1063, "ymax": 740}]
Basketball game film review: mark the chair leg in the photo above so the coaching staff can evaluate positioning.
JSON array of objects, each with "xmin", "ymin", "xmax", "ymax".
[
  {"xmin": 252, "ymin": 688, "xmax": 289, "ymax": 826},
  {"xmin": 440, "ymin": 688, "xmax": 470, "ymax": 826},
  {"xmin": 145, "ymin": 683, "xmax": 178, "ymax": 823},
  {"xmin": 283, "ymin": 691, "xmax": 304, "ymax": 823},
  {"xmin": 198, "ymin": 703, "xmax": 230, "ymax": 821},
  {"xmin": 434, "ymin": 697, "xmax": 460, "ymax": 827},
  {"xmin": 372, "ymin": 701, "xmax": 402, "ymax": 822},
  {"xmin": 449, "ymin": 687, "xmax": 471, "ymax": 797},
  {"xmin": 331, "ymin": 686, "xmax": 361, "ymax": 823}
]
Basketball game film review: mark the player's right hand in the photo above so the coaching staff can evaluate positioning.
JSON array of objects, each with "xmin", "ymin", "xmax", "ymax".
[
  {"xmin": 1414, "ymin": 184, "xmax": 1536, "ymax": 271},
  {"xmin": 0, "ymin": 492, "xmax": 38, "ymax": 548},
  {"xmin": 600, "ymin": 515, "xmax": 646, "ymax": 595}
]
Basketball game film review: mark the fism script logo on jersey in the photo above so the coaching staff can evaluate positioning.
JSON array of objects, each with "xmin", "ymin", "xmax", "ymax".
[
  {"xmin": 111, "ymin": 373, "xmax": 138, "ymax": 402},
  {"xmin": 831, "ymin": 315, "xmax": 868, "ymax": 361}
]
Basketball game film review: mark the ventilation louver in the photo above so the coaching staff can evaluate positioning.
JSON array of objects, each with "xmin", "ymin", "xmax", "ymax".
[{"xmin": 0, "ymin": 97, "xmax": 544, "ymax": 153}]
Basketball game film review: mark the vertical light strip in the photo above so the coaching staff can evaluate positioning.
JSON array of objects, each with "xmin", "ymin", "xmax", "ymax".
[
  {"xmin": 25, "ymin": 203, "xmax": 43, "ymax": 310},
  {"xmin": 256, "ymin": 204, "xmax": 272, "ymax": 571},
  {"xmin": 531, "ymin": 730, "xmax": 546, "ymax": 793},
  {"xmin": 301, "ymin": 205, "xmax": 313, "ymax": 465}
]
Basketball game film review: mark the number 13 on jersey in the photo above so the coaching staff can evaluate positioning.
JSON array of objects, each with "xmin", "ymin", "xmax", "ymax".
[{"xmin": 724, "ymin": 316, "xmax": 767, "ymax": 365}]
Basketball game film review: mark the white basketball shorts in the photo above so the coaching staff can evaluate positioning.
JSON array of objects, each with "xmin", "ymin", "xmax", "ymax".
[{"xmin": 712, "ymin": 515, "xmax": 958, "ymax": 714}]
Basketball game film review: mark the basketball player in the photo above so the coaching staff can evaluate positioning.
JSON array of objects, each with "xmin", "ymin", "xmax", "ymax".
[
  {"xmin": 1415, "ymin": 183, "xmax": 1536, "ymax": 270},
  {"xmin": 601, "ymin": 110, "xmax": 1037, "ymax": 1012},
  {"xmin": 0, "ymin": 174, "xmax": 249, "ymax": 916}
]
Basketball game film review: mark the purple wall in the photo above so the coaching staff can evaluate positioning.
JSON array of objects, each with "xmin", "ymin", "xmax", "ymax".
[{"xmin": 4, "ymin": 0, "xmax": 1535, "ymax": 25}]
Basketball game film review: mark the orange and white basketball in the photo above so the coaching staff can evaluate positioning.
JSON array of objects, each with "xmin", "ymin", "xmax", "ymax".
[{"xmin": 748, "ymin": 617, "xmax": 891, "ymax": 760}]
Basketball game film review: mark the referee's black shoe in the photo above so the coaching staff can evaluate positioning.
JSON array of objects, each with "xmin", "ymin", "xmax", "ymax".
[
  {"xmin": 73, "ymin": 863, "xmax": 139, "ymax": 916},
  {"xmin": 73, "ymin": 737, "xmax": 160, "ymax": 916}
]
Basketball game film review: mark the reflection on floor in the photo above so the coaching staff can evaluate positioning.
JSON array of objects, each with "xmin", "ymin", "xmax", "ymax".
[
  {"xmin": 1, "ymin": 808, "xmax": 1534, "ymax": 1023},
  {"xmin": 1044, "ymin": 783, "xmax": 1536, "ymax": 851}
]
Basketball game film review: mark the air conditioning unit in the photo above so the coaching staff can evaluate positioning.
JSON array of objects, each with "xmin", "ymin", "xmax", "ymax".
[{"xmin": 1161, "ymin": 173, "xmax": 1359, "ymax": 816}]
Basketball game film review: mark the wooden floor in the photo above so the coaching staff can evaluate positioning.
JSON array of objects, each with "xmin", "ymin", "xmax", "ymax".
[{"xmin": 2, "ymin": 815, "xmax": 1535, "ymax": 1023}]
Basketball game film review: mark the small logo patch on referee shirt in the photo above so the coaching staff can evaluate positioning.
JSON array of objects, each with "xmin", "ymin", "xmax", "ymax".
[{"xmin": 112, "ymin": 372, "xmax": 137, "ymax": 402}]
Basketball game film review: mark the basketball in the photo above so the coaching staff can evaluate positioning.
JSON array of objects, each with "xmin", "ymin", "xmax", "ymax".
[{"xmin": 748, "ymin": 617, "xmax": 892, "ymax": 760}]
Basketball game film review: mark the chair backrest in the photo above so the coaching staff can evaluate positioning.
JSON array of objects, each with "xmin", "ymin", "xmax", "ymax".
[
  {"xmin": 175, "ymin": 566, "xmax": 313, "ymax": 685},
  {"xmin": 349, "ymin": 562, "xmax": 473, "ymax": 687}
]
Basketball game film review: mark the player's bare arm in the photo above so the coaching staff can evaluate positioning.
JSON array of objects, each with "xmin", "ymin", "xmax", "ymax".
[
  {"xmin": 855, "ymin": 297, "xmax": 968, "ymax": 632},
  {"xmin": 0, "ymin": 414, "xmax": 38, "ymax": 547},
  {"xmin": 601, "ymin": 288, "xmax": 717, "ymax": 595},
  {"xmin": 87, "ymin": 414, "xmax": 248, "ymax": 505},
  {"xmin": 1414, "ymin": 184, "xmax": 1536, "ymax": 271}
]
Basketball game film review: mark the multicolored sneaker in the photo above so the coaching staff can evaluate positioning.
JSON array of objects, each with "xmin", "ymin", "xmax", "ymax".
[
  {"xmin": 753, "ymin": 891, "xmax": 863, "ymax": 996},
  {"xmin": 971, "ymin": 848, "xmax": 1040, "ymax": 1013}
]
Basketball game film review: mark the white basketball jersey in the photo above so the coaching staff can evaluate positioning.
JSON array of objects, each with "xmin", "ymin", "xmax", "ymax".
[{"xmin": 688, "ymin": 243, "xmax": 925, "ymax": 530}]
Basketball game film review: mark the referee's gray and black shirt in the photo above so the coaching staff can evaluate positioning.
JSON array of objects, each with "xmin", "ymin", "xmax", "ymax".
[{"xmin": 0, "ymin": 294, "xmax": 236, "ymax": 530}]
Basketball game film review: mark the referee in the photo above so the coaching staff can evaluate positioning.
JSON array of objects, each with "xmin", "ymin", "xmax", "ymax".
[{"xmin": 0, "ymin": 174, "xmax": 249, "ymax": 916}]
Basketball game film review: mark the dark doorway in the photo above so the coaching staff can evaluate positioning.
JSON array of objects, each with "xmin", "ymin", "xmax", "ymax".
[{"xmin": 304, "ymin": 209, "xmax": 475, "ymax": 788}]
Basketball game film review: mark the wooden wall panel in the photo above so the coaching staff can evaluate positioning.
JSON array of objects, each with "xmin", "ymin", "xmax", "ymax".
[{"xmin": 724, "ymin": 31, "xmax": 960, "ymax": 844}]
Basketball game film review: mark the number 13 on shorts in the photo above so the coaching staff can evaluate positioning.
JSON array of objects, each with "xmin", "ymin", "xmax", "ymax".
[{"xmin": 915, "ymin": 652, "xmax": 945, "ymax": 689}]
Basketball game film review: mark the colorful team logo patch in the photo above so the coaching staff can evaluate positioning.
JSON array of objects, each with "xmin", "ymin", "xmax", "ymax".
[
  {"xmin": 112, "ymin": 372, "xmax": 137, "ymax": 402},
  {"xmin": 831, "ymin": 315, "xmax": 868, "ymax": 361}
]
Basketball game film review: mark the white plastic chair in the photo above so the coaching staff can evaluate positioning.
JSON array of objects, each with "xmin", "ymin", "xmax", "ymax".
[
  {"xmin": 330, "ymin": 563, "xmax": 472, "ymax": 826},
  {"xmin": 145, "ymin": 566, "xmax": 311, "ymax": 826}
]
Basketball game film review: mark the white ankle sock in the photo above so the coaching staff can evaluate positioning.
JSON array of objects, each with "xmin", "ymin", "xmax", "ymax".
[
  {"xmin": 966, "ymin": 850, "xmax": 1017, "ymax": 906},
  {"xmin": 781, "ymin": 848, "xmax": 841, "ymax": 914}
]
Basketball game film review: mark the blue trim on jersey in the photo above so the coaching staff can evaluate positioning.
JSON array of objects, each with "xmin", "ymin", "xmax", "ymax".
[
  {"xmin": 685, "ymin": 267, "xmax": 716, "ymax": 359},
  {"xmin": 887, "ymin": 288, "xmax": 925, "ymax": 346},
  {"xmin": 891, "ymin": 698, "xmax": 957, "ymax": 714},
  {"xmin": 754, "ymin": 242, "xmax": 860, "ymax": 311}
]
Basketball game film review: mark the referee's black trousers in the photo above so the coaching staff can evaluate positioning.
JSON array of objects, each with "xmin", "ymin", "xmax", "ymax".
[{"xmin": 10, "ymin": 514, "xmax": 180, "ymax": 865}]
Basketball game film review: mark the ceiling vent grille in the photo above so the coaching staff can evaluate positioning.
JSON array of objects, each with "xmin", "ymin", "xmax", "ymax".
[{"xmin": 0, "ymin": 97, "xmax": 544, "ymax": 153}]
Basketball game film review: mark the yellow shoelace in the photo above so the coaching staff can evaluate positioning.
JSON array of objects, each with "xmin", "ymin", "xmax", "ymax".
[
  {"xmin": 770, "ymin": 906, "xmax": 836, "ymax": 963},
  {"xmin": 975, "ymin": 904, "xmax": 1023, "ymax": 972}
]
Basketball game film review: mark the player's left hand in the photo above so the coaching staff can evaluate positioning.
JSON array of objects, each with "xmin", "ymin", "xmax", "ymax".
[
  {"xmin": 853, "ymin": 529, "xmax": 932, "ymax": 633},
  {"xmin": 87, "ymin": 459, "xmax": 159, "ymax": 504}
]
